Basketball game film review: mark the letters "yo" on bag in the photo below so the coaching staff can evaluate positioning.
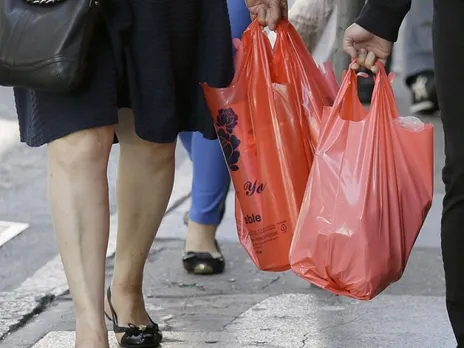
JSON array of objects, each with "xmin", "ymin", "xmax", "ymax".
[{"xmin": 203, "ymin": 20, "xmax": 327, "ymax": 271}]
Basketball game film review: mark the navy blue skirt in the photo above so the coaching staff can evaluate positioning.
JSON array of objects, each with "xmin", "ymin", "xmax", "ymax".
[{"xmin": 14, "ymin": 0, "xmax": 234, "ymax": 147}]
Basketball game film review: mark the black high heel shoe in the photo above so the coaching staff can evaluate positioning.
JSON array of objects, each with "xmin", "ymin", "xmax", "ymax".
[{"xmin": 104, "ymin": 287, "xmax": 162, "ymax": 348}]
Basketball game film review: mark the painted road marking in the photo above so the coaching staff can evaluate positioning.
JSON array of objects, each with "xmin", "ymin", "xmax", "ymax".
[
  {"xmin": 32, "ymin": 331, "xmax": 228, "ymax": 348},
  {"xmin": 0, "ymin": 119, "xmax": 19, "ymax": 158},
  {"xmin": 0, "ymin": 158, "xmax": 193, "ymax": 339},
  {"xmin": 0, "ymin": 221, "xmax": 29, "ymax": 248}
]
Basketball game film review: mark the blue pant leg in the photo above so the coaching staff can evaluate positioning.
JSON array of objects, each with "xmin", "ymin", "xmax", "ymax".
[
  {"xmin": 227, "ymin": 0, "xmax": 251, "ymax": 39},
  {"xmin": 189, "ymin": 132, "xmax": 230, "ymax": 225}
]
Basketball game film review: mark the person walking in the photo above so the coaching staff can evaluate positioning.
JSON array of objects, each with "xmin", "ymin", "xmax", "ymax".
[
  {"xmin": 343, "ymin": 0, "xmax": 464, "ymax": 346},
  {"xmin": 179, "ymin": 0, "xmax": 251, "ymax": 275},
  {"xmin": 10, "ymin": 1, "xmax": 287, "ymax": 347},
  {"xmin": 403, "ymin": 0, "xmax": 439, "ymax": 114}
]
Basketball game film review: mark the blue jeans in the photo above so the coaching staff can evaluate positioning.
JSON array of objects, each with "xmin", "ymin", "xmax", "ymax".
[{"xmin": 178, "ymin": 0, "xmax": 250, "ymax": 225}]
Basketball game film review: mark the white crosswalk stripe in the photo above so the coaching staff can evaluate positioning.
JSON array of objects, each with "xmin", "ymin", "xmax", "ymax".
[
  {"xmin": 0, "ymin": 119, "xmax": 19, "ymax": 158},
  {"xmin": 0, "ymin": 221, "xmax": 29, "ymax": 248},
  {"xmin": 32, "ymin": 331, "xmax": 229, "ymax": 348}
]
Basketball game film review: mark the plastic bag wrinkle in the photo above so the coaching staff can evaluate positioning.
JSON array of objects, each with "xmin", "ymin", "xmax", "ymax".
[{"xmin": 290, "ymin": 65, "xmax": 434, "ymax": 300}]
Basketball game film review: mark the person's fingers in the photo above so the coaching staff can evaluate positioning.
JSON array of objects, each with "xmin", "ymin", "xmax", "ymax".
[
  {"xmin": 342, "ymin": 35, "xmax": 358, "ymax": 60},
  {"xmin": 377, "ymin": 58, "xmax": 387, "ymax": 66},
  {"xmin": 357, "ymin": 48, "xmax": 367, "ymax": 66},
  {"xmin": 343, "ymin": 43, "xmax": 358, "ymax": 60},
  {"xmin": 364, "ymin": 51, "xmax": 376, "ymax": 70},
  {"xmin": 267, "ymin": 0, "xmax": 281, "ymax": 30},
  {"xmin": 351, "ymin": 62, "xmax": 360, "ymax": 70},
  {"xmin": 257, "ymin": 7, "xmax": 267, "ymax": 26},
  {"xmin": 370, "ymin": 58, "xmax": 387, "ymax": 74}
]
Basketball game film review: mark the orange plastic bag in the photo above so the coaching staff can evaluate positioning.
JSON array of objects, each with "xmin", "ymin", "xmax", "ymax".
[
  {"xmin": 203, "ymin": 20, "xmax": 329, "ymax": 271},
  {"xmin": 289, "ymin": 64, "xmax": 434, "ymax": 300}
]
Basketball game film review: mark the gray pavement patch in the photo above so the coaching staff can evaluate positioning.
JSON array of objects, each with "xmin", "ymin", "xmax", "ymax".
[
  {"xmin": 134, "ymin": 242, "xmax": 282, "ymax": 300},
  {"xmin": 0, "ymin": 291, "xmax": 54, "ymax": 340},
  {"xmin": 224, "ymin": 293, "xmax": 455, "ymax": 348},
  {"xmin": 416, "ymin": 193, "xmax": 443, "ymax": 248}
]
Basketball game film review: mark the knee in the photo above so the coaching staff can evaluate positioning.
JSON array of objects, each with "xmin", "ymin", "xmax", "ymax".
[
  {"xmin": 126, "ymin": 142, "xmax": 176, "ymax": 172},
  {"xmin": 48, "ymin": 126, "xmax": 114, "ymax": 174},
  {"xmin": 152, "ymin": 143, "xmax": 176, "ymax": 168}
]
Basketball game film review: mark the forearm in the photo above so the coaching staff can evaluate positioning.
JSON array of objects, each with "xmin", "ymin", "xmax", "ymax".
[{"xmin": 355, "ymin": 0, "xmax": 411, "ymax": 42}]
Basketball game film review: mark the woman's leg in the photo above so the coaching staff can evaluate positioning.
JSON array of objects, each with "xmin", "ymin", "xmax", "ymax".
[
  {"xmin": 107, "ymin": 109, "xmax": 175, "ymax": 340},
  {"xmin": 184, "ymin": 132, "xmax": 230, "ymax": 253},
  {"xmin": 48, "ymin": 126, "xmax": 114, "ymax": 348},
  {"xmin": 433, "ymin": 0, "xmax": 464, "ymax": 346}
]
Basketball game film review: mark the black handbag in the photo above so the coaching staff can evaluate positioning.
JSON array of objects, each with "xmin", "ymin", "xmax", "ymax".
[{"xmin": 0, "ymin": 0, "xmax": 101, "ymax": 93}]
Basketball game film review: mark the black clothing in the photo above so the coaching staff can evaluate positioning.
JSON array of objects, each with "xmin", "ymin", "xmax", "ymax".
[
  {"xmin": 14, "ymin": 0, "xmax": 234, "ymax": 147},
  {"xmin": 356, "ymin": 0, "xmax": 411, "ymax": 42}
]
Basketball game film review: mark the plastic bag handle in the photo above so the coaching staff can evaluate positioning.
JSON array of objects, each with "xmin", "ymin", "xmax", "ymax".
[
  {"xmin": 317, "ymin": 61, "xmax": 398, "ymax": 143},
  {"xmin": 330, "ymin": 61, "xmax": 396, "ymax": 118},
  {"xmin": 248, "ymin": 20, "xmax": 274, "ymax": 83},
  {"xmin": 370, "ymin": 62, "xmax": 399, "ymax": 120},
  {"xmin": 230, "ymin": 20, "xmax": 274, "ymax": 87}
]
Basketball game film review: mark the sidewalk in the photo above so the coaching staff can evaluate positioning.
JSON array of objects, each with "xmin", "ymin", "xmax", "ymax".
[
  {"xmin": 23, "ymin": 240, "xmax": 454, "ymax": 348},
  {"xmin": 0, "ymin": 186, "xmax": 454, "ymax": 348}
]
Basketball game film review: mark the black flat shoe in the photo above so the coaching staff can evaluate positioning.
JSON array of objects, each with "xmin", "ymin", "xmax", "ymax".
[
  {"xmin": 104, "ymin": 287, "xmax": 162, "ymax": 348},
  {"xmin": 182, "ymin": 240, "xmax": 225, "ymax": 275}
]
